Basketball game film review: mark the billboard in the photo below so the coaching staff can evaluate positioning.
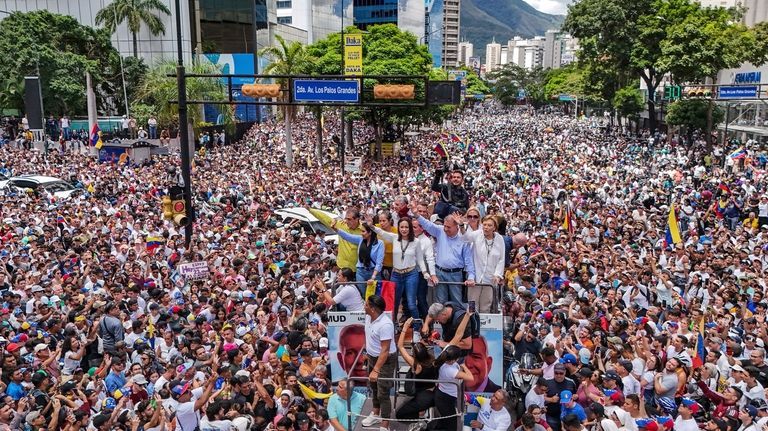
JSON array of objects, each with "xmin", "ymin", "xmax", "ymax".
[
  {"xmin": 344, "ymin": 34, "xmax": 363, "ymax": 76},
  {"xmin": 327, "ymin": 311, "xmax": 503, "ymax": 395},
  {"xmin": 202, "ymin": 53, "xmax": 269, "ymax": 123}
]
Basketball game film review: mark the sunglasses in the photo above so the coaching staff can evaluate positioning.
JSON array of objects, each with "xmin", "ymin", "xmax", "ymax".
[{"xmin": 466, "ymin": 215, "xmax": 480, "ymax": 219}]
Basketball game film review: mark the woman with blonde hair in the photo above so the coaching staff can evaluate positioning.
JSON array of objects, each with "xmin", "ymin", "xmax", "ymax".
[{"xmin": 456, "ymin": 213, "xmax": 505, "ymax": 313}]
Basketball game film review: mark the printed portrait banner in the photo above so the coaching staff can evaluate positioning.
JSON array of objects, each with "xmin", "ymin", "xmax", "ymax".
[{"xmin": 327, "ymin": 311, "xmax": 503, "ymax": 396}]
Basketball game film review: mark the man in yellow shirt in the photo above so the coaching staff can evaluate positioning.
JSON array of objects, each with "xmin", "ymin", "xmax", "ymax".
[{"xmin": 309, "ymin": 206, "xmax": 363, "ymax": 274}]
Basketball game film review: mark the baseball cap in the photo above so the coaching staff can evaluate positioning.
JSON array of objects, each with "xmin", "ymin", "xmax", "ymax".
[
  {"xmin": 171, "ymin": 381, "xmax": 191, "ymax": 397},
  {"xmin": 560, "ymin": 390, "xmax": 573, "ymax": 404},
  {"xmin": 30, "ymin": 285, "xmax": 44, "ymax": 293},
  {"xmin": 554, "ymin": 363, "xmax": 566, "ymax": 372},
  {"xmin": 559, "ymin": 353, "xmax": 577, "ymax": 365},
  {"xmin": 745, "ymin": 405, "xmax": 759, "ymax": 418},
  {"xmin": 578, "ymin": 367, "xmax": 594, "ymax": 378},
  {"xmin": 636, "ymin": 418, "xmax": 659, "ymax": 431},
  {"xmin": 732, "ymin": 363, "xmax": 747, "ymax": 373},
  {"xmin": 6, "ymin": 343, "xmax": 20, "ymax": 353},
  {"xmin": 319, "ymin": 337, "xmax": 329, "ymax": 348},
  {"xmin": 25, "ymin": 410, "xmax": 43, "ymax": 425},
  {"xmin": 750, "ymin": 398, "xmax": 768, "ymax": 411},
  {"xmin": 603, "ymin": 370, "xmax": 621, "ymax": 381},
  {"xmin": 132, "ymin": 374, "xmax": 148, "ymax": 385},
  {"xmin": 33, "ymin": 344, "xmax": 49, "ymax": 353},
  {"xmin": 680, "ymin": 397, "xmax": 700, "ymax": 413}
]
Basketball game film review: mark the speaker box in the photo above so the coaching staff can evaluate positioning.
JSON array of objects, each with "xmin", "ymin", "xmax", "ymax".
[
  {"xmin": 427, "ymin": 80, "xmax": 461, "ymax": 105},
  {"xmin": 24, "ymin": 76, "xmax": 44, "ymax": 130}
]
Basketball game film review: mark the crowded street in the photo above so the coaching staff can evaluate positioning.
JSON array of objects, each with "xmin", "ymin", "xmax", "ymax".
[{"xmin": 1, "ymin": 101, "xmax": 768, "ymax": 431}]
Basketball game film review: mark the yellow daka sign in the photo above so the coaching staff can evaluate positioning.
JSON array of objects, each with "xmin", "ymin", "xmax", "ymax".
[{"xmin": 344, "ymin": 34, "xmax": 363, "ymax": 76}]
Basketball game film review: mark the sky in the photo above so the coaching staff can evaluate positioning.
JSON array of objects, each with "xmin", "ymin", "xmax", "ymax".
[{"xmin": 522, "ymin": 0, "xmax": 572, "ymax": 15}]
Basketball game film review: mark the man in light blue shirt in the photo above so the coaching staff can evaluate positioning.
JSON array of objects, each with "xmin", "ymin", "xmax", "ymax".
[
  {"xmin": 327, "ymin": 378, "xmax": 365, "ymax": 430},
  {"xmin": 416, "ymin": 214, "xmax": 475, "ymax": 307}
]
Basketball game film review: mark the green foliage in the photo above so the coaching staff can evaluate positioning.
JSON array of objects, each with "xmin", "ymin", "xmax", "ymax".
[
  {"xmin": 0, "ymin": 10, "xmax": 121, "ymax": 116},
  {"xmin": 488, "ymin": 64, "xmax": 547, "ymax": 107},
  {"xmin": 459, "ymin": 67, "xmax": 491, "ymax": 95},
  {"xmin": 128, "ymin": 102, "xmax": 155, "ymax": 130},
  {"xmin": 110, "ymin": 56, "xmax": 149, "ymax": 114},
  {"xmin": 95, "ymin": 0, "xmax": 171, "ymax": 57},
  {"xmin": 134, "ymin": 60, "xmax": 232, "ymax": 130},
  {"xmin": 612, "ymin": 86, "xmax": 644, "ymax": 118},
  {"xmin": 665, "ymin": 99, "xmax": 725, "ymax": 130},
  {"xmin": 261, "ymin": 35, "xmax": 311, "ymax": 98},
  {"xmin": 659, "ymin": 3, "xmax": 755, "ymax": 81},
  {"xmin": 543, "ymin": 65, "xmax": 585, "ymax": 101}
]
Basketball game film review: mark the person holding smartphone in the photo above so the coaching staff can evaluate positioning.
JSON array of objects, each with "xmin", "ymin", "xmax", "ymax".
[{"xmin": 394, "ymin": 317, "xmax": 438, "ymax": 428}]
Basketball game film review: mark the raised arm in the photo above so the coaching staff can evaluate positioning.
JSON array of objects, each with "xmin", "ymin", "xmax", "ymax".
[
  {"xmin": 372, "ymin": 226, "xmax": 398, "ymax": 243},
  {"xmin": 335, "ymin": 228, "xmax": 363, "ymax": 245},
  {"xmin": 415, "ymin": 214, "xmax": 442, "ymax": 238}
]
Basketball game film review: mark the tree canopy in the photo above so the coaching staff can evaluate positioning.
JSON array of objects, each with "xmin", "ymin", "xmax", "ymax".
[
  {"xmin": 0, "ymin": 10, "xmax": 122, "ymax": 116},
  {"xmin": 95, "ymin": 0, "xmax": 171, "ymax": 58}
]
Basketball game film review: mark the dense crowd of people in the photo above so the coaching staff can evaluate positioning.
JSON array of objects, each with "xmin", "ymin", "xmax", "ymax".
[{"xmin": 0, "ymin": 101, "xmax": 767, "ymax": 431}]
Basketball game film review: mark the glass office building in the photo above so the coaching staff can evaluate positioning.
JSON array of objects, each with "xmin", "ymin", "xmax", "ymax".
[
  {"xmin": 197, "ymin": 0, "xmax": 269, "ymax": 54},
  {"xmin": 353, "ymin": 0, "xmax": 424, "ymax": 39}
]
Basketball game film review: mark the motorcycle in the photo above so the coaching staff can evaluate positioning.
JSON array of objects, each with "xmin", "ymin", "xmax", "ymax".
[{"xmin": 505, "ymin": 352, "xmax": 539, "ymax": 419}]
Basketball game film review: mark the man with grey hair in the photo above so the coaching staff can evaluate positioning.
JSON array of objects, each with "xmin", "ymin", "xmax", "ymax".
[
  {"xmin": 739, "ymin": 347, "xmax": 768, "ymax": 387},
  {"xmin": 391, "ymin": 195, "xmax": 410, "ymax": 224},
  {"xmin": 327, "ymin": 378, "xmax": 365, "ymax": 430},
  {"xmin": 413, "ymin": 202, "xmax": 475, "ymax": 307},
  {"xmin": 422, "ymin": 302, "xmax": 472, "ymax": 352},
  {"xmin": 470, "ymin": 389, "xmax": 512, "ymax": 431}
]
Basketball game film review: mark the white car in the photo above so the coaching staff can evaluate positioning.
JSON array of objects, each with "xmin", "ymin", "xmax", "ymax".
[
  {"xmin": 5, "ymin": 175, "xmax": 81, "ymax": 199},
  {"xmin": 273, "ymin": 207, "xmax": 339, "ymax": 243}
]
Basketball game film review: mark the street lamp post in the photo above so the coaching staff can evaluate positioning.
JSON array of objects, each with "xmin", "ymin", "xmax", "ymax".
[{"xmin": 174, "ymin": 0, "xmax": 194, "ymax": 247}]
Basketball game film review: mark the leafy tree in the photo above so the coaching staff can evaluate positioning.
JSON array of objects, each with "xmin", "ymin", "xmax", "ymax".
[
  {"xmin": 0, "ymin": 10, "xmax": 121, "ymax": 116},
  {"xmin": 543, "ymin": 64, "xmax": 585, "ymax": 101},
  {"xmin": 95, "ymin": 0, "xmax": 171, "ymax": 58},
  {"xmin": 260, "ymin": 35, "xmax": 311, "ymax": 167},
  {"xmin": 107, "ymin": 56, "xmax": 149, "ymax": 116},
  {"xmin": 658, "ymin": 3, "xmax": 755, "ymax": 149},
  {"xmin": 488, "ymin": 64, "xmax": 547, "ymax": 107},
  {"xmin": 305, "ymin": 24, "xmax": 439, "ymax": 160},
  {"xmin": 612, "ymin": 86, "xmax": 644, "ymax": 128},
  {"xmin": 134, "ymin": 60, "xmax": 232, "ymax": 151},
  {"xmin": 666, "ymin": 99, "xmax": 724, "ymax": 142}
]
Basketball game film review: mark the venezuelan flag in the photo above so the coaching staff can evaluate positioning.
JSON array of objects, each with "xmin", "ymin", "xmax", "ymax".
[
  {"xmin": 56, "ymin": 215, "xmax": 65, "ymax": 225},
  {"xmin": 146, "ymin": 236, "xmax": 164, "ymax": 252},
  {"xmin": 90, "ymin": 123, "xmax": 103, "ymax": 149},
  {"xmin": 434, "ymin": 142, "xmax": 448, "ymax": 158},
  {"xmin": 562, "ymin": 205, "xmax": 574, "ymax": 234},
  {"xmin": 718, "ymin": 183, "xmax": 731, "ymax": 194},
  {"xmin": 664, "ymin": 204, "xmax": 682, "ymax": 247},
  {"xmin": 713, "ymin": 199, "xmax": 726, "ymax": 219},
  {"xmin": 692, "ymin": 316, "xmax": 705, "ymax": 368},
  {"xmin": 468, "ymin": 142, "xmax": 476, "ymax": 154},
  {"xmin": 364, "ymin": 280, "xmax": 395, "ymax": 312},
  {"xmin": 729, "ymin": 147, "xmax": 746, "ymax": 159},
  {"xmin": 449, "ymin": 133, "xmax": 462, "ymax": 143}
]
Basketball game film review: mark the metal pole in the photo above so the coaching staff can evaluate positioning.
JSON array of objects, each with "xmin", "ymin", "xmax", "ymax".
[
  {"xmin": 724, "ymin": 102, "xmax": 730, "ymax": 145},
  {"xmin": 114, "ymin": 8, "xmax": 130, "ymax": 118},
  {"xmin": 252, "ymin": 0, "xmax": 261, "ymax": 123},
  {"xmin": 175, "ymin": 0, "xmax": 194, "ymax": 247},
  {"xmin": 340, "ymin": 0, "xmax": 345, "ymax": 173}
]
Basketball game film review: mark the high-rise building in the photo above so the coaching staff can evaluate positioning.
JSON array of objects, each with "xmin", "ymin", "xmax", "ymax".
[
  {"xmin": 485, "ymin": 39, "xmax": 501, "ymax": 73},
  {"xmin": 458, "ymin": 41, "xmax": 473, "ymax": 66},
  {"xmin": 694, "ymin": 0, "xmax": 767, "ymax": 26},
  {"xmin": 425, "ymin": 0, "xmax": 444, "ymax": 68},
  {"xmin": 542, "ymin": 30, "xmax": 578, "ymax": 69},
  {"xmin": 507, "ymin": 36, "xmax": 544, "ymax": 70},
  {"xmin": 442, "ymin": 0, "xmax": 460, "ymax": 67},
  {"xmin": 275, "ymin": 0, "xmax": 354, "ymax": 43},
  {"xmin": 353, "ymin": 0, "xmax": 424, "ymax": 41}
]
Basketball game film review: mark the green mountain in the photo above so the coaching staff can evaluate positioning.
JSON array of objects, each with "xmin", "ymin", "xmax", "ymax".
[{"xmin": 461, "ymin": 0, "xmax": 565, "ymax": 61}]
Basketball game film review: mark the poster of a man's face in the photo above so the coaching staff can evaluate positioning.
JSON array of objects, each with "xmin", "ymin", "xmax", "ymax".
[
  {"xmin": 465, "ymin": 336, "xmax": 501, "ymax": 393},
  {"xmin": 336, "ymin": 324, "xmax": 367, "ymax": 379}
]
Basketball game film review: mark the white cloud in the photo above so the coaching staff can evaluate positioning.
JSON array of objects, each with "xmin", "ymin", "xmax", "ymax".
[{"xmin": 522, "ymin": 0, "xmax": 572, "ymax": 15}]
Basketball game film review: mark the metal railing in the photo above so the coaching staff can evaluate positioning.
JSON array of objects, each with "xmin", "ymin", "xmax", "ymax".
[
  {"xmin": 346, "ymin": 375, "xmax": 465, "ymax": 431},
  {"xmin": 439, "ymin": 281, "xmax": 502, "ymax": 314},
  {"xmin": 331, "ymin": 280, "xmax": 503, "ymax": 314}
]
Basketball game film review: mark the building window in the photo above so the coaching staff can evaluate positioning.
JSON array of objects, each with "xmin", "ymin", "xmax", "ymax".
[
  {"xmin": 277, "ymin": 16, "xmax": 292, "ymax": 24},
  {"xmin": 276, "ymin": 0, "xmax": 292, "ymax": 8}
]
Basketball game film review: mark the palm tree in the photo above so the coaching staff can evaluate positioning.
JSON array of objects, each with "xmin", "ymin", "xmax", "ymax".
[
  {"xmin": 260, "ymin": 35, "xmax": 310, "ymax": 167},
  {"xmin": 134, "ymin": 60, "xmax": 233, "ymax": 154},
  {"xmin": 95, "ymin": 0, "xmax": 171, "ymax": 58}
]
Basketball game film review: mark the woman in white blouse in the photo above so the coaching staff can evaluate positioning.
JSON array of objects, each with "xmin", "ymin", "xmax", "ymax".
[
  {"xmin": 459, "ymin": 214, "xmax": 505, "ymax": 313},
  {"xmin": 372, "ymin": 217, "xmax": 427, "ymax": 323}
]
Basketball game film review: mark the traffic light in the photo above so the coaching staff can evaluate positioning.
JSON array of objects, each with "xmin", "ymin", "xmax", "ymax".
[
  {"xmin": 163, "ymin": 186, "xmax": 189, "ymax": 226},
  {"xmin": 685, "ymin": 87, "xmax": 712, "ymax": 98},
  {"xmin": 241, "ymin": 84, "xmax": 281, "ymax": 98},
  {"xmin": 171, "ymin": 198, "xmax": 188, "ymax": 226},
  {"xmin": 161, "ymin": 196, "xmax": 173, "ymax": 220},
  {"xmin": 373, "ymin": 84, "xmax": 415, "ymax": 100}
]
